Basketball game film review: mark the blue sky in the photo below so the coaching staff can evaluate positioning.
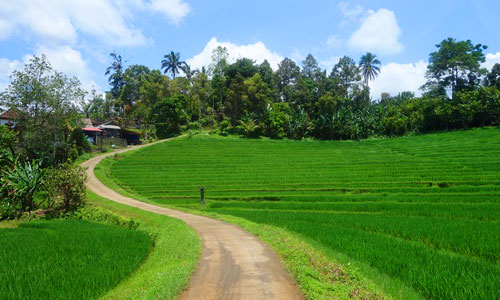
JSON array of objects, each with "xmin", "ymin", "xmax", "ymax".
[{"xmin": 1, "ymin": 0, "xmax": 500, "ymax": 98}]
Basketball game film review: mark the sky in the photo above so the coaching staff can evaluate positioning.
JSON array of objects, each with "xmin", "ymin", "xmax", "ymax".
[{"xmin": 1, "ymin": 0, "xmax": 500, "ymax": 99}]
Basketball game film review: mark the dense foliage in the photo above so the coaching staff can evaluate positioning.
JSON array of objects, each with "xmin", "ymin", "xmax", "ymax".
[
  {"xmin": 107, "ymin": 128, "xmax": 500, "ymax": 299},
  {"xmin": 0, "ymin": 55, "xmax": 91, "ymax": 165},
  {"xmin": 0, "ymin": 219, "xmax": 151, "ymax": 300},
  {"xmin": 87, "ymin": 37, "xmax": 499, "ymax": 139},
  {"xmin": 0, "ymin": 56, "xmax": 90, "ymax": 220}
]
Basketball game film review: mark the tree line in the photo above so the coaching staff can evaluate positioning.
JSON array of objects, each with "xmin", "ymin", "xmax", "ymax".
[{"xmin": 92, "ymin": 37, "xmax": 499, "ymax": 140}]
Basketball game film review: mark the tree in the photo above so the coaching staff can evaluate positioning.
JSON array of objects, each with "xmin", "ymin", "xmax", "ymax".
[
  {"xmin": 424, "ymin": 38, "xmax": 488, "ymax": 96},
  {"xmin": 226, "ymin": 58, "xmax": 258, "ymax": 80},
  {"xmin": 148, "ymin": 94, "xmax": 189, "ymax": 138},
  {"xmin": 359, "ymin": 53, "xmax": 381, "ymax": 86},
  {"xmin": 275, "ymin": 58, "xmax": 301, "ymax": 102},
  {"xmin": 120, "ymin": 65, "xmax": 151, "ymax": 109},
  {"xmin": 182, "ymin": 64, "xmax": 198, "ymax": 82},
  {"xmin": 0, "ymin": 55, "xmax": 85, "ymax": 165},
  {"xmin": 209, "ymin": 46, "xmax": 229, "ymax": 111},
  {"xmin": 486, "ymin": 63, "xmax": 500, "ymax": 90},
  {"xmin": 301, "ymin": 54, "xmax": 321, "ymax": 80},
  {"xmin": 105, "ymin": 52, "xmax": 126, "ymax": 99},
  {"xmin": 330, "ymin": 56, "xmax": 362, "ymax": 98},
  {"xmin": 161, "ymin": 51, "xmax": 186, "ymax": 79}
]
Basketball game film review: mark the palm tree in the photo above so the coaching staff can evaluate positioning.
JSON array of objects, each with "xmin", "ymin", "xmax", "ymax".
[
  {"xmin": 105, "ymin": 52, "xmax": 125, "ymax": 99},
  {"xmin": 182, "ymin": 63, "xmax": 198, "ymax": 82},
  {"xmin": 359, "ymin": 53, "xmax": 381, "ymax": 86},
  {"xmin": 161, "ymin": 51, "xmax": 185, "ymax": 79}
]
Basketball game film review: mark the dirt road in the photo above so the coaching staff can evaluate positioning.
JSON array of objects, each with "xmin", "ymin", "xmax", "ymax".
[{"xmin": 81, "ymin": 141, "xmax": 303, "ymax": 300}]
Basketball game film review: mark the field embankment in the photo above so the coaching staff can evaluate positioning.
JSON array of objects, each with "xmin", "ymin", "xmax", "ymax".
[{"xmin": 103, "ymin": 127, "xmax": 500, "ymax": 300}]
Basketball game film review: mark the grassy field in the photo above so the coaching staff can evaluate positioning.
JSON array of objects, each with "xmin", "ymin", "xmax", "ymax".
[
  {"xmin": 106, "ymin": 127, "xmax": 500, "ymax": 299},
  {"xmin": 0, "ymin": 219, "xmax": 151, "ymax": 300}
]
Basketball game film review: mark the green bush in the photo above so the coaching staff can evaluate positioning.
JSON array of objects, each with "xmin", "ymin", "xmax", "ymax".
[
  {"xmin": 0, "ymin": 159, "xmax": 45, "ymax": 219},
  {"xmin": 69, "ymin": 127, "xmax": 91, "ymax": 155},
  {"xmin": 65, "ymin": 206, "xmax": 140, "ymax": 230},
  {"xmin": 45, "ymin": 163, "xmax": 87, "ymax": 212}
]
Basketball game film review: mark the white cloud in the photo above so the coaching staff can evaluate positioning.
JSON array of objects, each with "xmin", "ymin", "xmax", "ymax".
[
  {"xmin": 319, "ymin": 56, "xmax": 341, "ymax": 71},
  {"xmin": 348, "ymin": 9, "xmax": 403, "ymax": 55},
  {"xmin": 484, "ymin": 52, "xmax": 500, "ymax": 70},
  {"xmin": 0, "ymin": 47, "xmax": 99, "ymax": 96},
  {"xmin": 0, "ymin": 58, "xmax": 21, "ymax": 92},
  {"xmin": 148, "ymin": 0, "xmax": 191, "ymax": 25},
  {"xmin": 326, "ymin": 35, "xmax": 343, "ymax": 49},
  {"xmin": 369, "ymin": 60, "xmax": 428, "ymax": 99},
  {"xmin": 33, "ymin": 45, "xmax": 99, "ymax": 92},
  {"xmin": 0, "ymin": 0, "xmax": 174, "ymax": 46},
  {"xmin": 187, "ymin": 37, "xmax": 284, "ymax": 71},
  {"xmin": 338, "ymin": 2, "xmax": 364, "ymax": 19}
]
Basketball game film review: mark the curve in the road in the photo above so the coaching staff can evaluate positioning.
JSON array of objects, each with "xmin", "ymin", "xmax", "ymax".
[{"xmin": 81, "ymin": 141, "xmax": 303, "ymax": 300}]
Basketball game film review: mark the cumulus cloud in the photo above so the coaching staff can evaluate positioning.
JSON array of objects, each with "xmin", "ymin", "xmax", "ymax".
[
  {"xmin": 348, "ymin": 9, "xmax": 403, "ymax": 55},
  {"xmin": 0, "ymin": 46, "xmax": 99, "ymax": 93},
  {"xmin": 369, "ymin": 61, "xmax": 428, "ymax": 99},
  {"xmin": 338, "ymin": 2, "xmax": 364, "ymax": 20},
  {"xmin": 148, "ymin": 0, "xmax": 191, "ymax": 24},
  {"xmin": 319, "ymin": 56, "xmax": 341, "ymax": 71},
  {"xmin": 0, "ymin": 58, "xmax": 21, "ymax": 92},
  {"xmin": 187, "ymin": 37, "xmax": 284, "ymax": 71},
  {"xmin": 484, "ymin": 52, "xmax": 500, "ymax": 70},
  {"xmin": 0, "ymin": 0, "xmax": 191, "ymax": 46},
  {"xmin": 34, "ymin": 45, "xmax": 99, "ymax": 92}
]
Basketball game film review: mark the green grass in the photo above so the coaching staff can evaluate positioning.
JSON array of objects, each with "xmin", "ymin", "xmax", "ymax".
[
  {"xmin": 104, "ymin": 127, "xmax": 500, "ymax": 299},
  {"xmin": 0, "ymin": 219, "xmax": 152, "ymax": 300},
  {"xmin": 86, "ymin": 190, "xmax": 201, "ymax": 300}
]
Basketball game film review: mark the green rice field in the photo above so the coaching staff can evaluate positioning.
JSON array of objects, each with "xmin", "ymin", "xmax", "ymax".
[
  {"xmin": 0, "ymin": 219, "xmax": 152, "ymax": 300},
  {"xmin": 108, "ymin": 127, "xmax": 500, "ymax": 299}
]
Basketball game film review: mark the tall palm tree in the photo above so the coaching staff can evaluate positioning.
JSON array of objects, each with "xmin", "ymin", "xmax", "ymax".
[
  {"xmin": 359, "ymin": 53, "xmax": 381, "ymax": 86},
  {"xmin": 161, "ymin": 51, "xmax": 185, "ymax": 79},
  {"xmin": 105, "ymin": 52, "xmax": 126, "ymax": 99}
]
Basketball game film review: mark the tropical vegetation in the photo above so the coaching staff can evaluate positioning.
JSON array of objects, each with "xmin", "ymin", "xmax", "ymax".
[{"xmin": 79, "ymin": 37, "xmax": 499, "ymax": 140}]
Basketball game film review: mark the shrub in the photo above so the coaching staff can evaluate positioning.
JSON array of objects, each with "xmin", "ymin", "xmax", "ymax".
[
  {"xmin": 218, "ymin": 119, "xmax": 231, "ymax": 136},
  {"xmin": 69, "ymin": 127, "xmax": 91, "ymax": 155},
  {"xmin": 45, "ymin": 163, "xmax": 87, "ymax": 212},
  {"xmin": 0, "ymin": 159, "xmax": 45, "ymax": 219}
]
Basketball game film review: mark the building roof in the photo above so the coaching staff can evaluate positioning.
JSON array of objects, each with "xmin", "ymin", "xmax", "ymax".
[
  {"xmin": 0, "ymin": 109, "xmax": 18, "ymax": 120},
  {"xmin": 81, "ymin": 118, "xmax": 94, "ymax": 128},
  {"xmin": 98, "ymin": 124, "xmax": 121, "ymax": 130},
  {"xmin": 83, "ymin": 127, "xmax": 103, "ymax": 132}
]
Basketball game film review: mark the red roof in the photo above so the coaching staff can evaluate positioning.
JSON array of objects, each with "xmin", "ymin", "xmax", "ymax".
[
  {"xmin": 0, "ymin": 109, "xmax": 18, "ymax": 120},
  {"xmin": 82, "ymin": 127, "xmax": 103, "ymax": 132}
]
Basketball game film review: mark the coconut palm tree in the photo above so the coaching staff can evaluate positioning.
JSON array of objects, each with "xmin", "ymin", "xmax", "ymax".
[
  {"xmin": 105, "ymin": 52, "xmax": 126, "ymax": 99},
  {"xmin": 359, "ymin": 53, "xmax": 381, "ymax": 86},
  {"xmin": 161, "ymin": 51, "xmax": 185, "ymax": 79},
  {"xmin": 182, "ymin": 63, "xmax": 198, "ymax": 82}
]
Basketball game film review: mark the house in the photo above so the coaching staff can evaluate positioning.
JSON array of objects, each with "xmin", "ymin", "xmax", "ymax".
[
  {"xmin": 0, "ymin": 109, "xmax": 18, "ymax": 127},
  {"xmin": 98, "ymin": 121, "xmax": 121, "ymax": 138},
  {"xmin": 121, "ymin": 128, "xmax": 142, "ymax": 145},
  {"xmin": 81, "ymin": 118, "xmax": 103, "ymax": 145}
]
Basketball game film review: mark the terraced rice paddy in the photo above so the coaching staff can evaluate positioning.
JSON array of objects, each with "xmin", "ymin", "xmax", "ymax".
[
  {"xmin": 108, "ymin": 127, "xmax": 500, "ymax": 299},
  {"xmin": 0, "ymin": 219, "xmax": 152, "ymax": 300}
]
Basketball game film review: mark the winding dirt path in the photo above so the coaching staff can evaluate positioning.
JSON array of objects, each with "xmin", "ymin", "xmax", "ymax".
[{"xmin": 81, "ymin": 141, "xmax": 303, "ymax": 300}]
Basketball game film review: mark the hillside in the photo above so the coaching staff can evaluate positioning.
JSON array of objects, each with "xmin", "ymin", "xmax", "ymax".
[{"xmin": 107, "ymin": 127, "xmax": 500, "ymax": 299}]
